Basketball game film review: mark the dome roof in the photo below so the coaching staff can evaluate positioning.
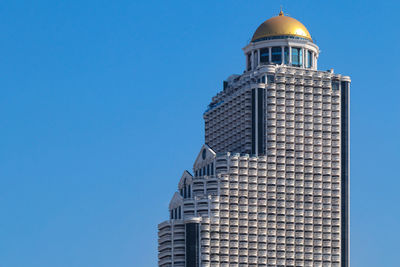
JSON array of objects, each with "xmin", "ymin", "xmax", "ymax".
[{"xmin": 252, "ymin": 11, "xmax": 312, "ymax": 42}]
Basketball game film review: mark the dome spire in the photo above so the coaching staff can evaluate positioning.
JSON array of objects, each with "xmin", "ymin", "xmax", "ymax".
[{"xmin": 279, "ymin": 6, "xmax": 284, "ymax": 16}]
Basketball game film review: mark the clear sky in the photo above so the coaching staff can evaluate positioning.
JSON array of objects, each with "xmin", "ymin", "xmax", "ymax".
[{"xmin": 0, "ymin": 0, "xmax": 399, "ymax": 266}]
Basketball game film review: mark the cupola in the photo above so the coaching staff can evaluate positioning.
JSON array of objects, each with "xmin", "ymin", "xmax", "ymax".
[{"xmin": 243, "ymin": 10, "xmax": 319, "ymax": 71}]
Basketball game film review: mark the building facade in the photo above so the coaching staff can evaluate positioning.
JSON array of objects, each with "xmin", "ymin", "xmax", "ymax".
[{"xmin": 158, "ymin": 11, "xmax": 350, "ymax": 267}]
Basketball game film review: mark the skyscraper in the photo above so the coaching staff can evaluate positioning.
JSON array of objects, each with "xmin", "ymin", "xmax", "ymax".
[{"xmin": 158, "ymin": 11, "xmax": 350, "ymax": 267}]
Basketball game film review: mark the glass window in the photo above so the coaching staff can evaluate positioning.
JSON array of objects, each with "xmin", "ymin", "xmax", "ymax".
[
  {"xmin": 332, "ymin": 81, "xmax": 340, "ymax": 90},
  {"xmin": 211, "ymin": 162, "xmax": 214, "ymax": 175},
  {"xmin": 178, "ymin": 206, "xmax": 181, "ymax": 219},
  {"xmin": 180, "ymin": 188, "xmax": 183, "ymax": 196},
  {"xmin": 284, "ymin": 47, "xmax": 289, "ymax": 64},
  {"xmin": 184, "ymin": 186, "xmax": 187, "ymax": 198},
  {"xmin": 271, "ymin": 47, "xmax": 282, "ymax": 64},
  {"xmin": 267, "ymin": 75, "xmax": 275, "ymax": 83},
  {"xmin": 188, "ymin": 185, "xmax": 191, "ymax": 198},
  {"xmin": 207, "ymin": 165, "xmax": 210, "ymax": 176},
  {"xmin": 307, "ymin": 50, "xmax": 312, "ymax": 68},
  {"xmin": 170, "ymin": 210, "xmax": 173, "ymax": 219},
  {"xmin": 291, "ymin": 47, "xmax": 303, "ymax": 67},
  {"xmin": 260, "ymin": 48, "xmax": 269, "ymax": 63}
]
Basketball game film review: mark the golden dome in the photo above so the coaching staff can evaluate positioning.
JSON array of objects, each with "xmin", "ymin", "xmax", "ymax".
[{"xmin": 252, "ymin": 11, "xmax": 312, "ymax": 42}]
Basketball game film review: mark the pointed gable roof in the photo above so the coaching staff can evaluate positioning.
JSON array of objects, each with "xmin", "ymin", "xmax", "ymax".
[
  {"xmin": 193, "ymin": 144, "xmax": 216, "ymax": 169},
  {"xmin": 178, "ymin": 170, "xmax": 193, "ymax": 189},
  {"xmin": 169, "ymin": 192, "xmax": 183, "ymax": 210}
]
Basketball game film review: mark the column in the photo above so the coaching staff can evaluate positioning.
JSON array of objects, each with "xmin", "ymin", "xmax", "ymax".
[
  {"xmin": 281, "ymin": 46, "xmax": 285, "ymax": 65},
  {"xmin": 251, "ymin": 50, "xmax": 255, "ymax": 70},
  {"xmin": 305, "ymin": 49, "xmax": 308, "ymax": 68},
  {"xmin": 314, "ymin": 53, "xmax": 317, "ymax": 69},
  {"xmin": 257, "ymin": 49, "xmax": 260, "ymax": 66},
  {"xmin": 268, "ymin": 47, "xmax": 272, "ymax": 63},
  {"xmin": 289, "ymin": 46, "xmax": 292, "ymax": 65},
  {"xmin": 301, "ymin": 48, "xmax": 305, "ymax": 68}
]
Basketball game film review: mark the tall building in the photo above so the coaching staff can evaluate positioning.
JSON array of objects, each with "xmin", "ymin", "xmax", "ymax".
[{"xmin": 158, "ymin": 11, "xmax": 350, "ymax": 267}]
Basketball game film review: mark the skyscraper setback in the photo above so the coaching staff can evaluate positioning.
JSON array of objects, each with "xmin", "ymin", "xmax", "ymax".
[{"xmin": 158, "ymin": 11, "xmax": 350, "ymax": 267}]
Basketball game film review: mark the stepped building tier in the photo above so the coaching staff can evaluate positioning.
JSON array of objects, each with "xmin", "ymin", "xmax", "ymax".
[{"xmin": 158, "ymin": 11, "xmax": 350, "ymax": 267}]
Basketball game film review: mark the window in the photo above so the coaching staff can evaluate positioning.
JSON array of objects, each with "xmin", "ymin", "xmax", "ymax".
[
  {"xmin": 271, "ymin": 47, "xmax": 282, "ymax": 64},
  {"xmin": 260, "ymin": 48, "xmax": 269, "ymax": 63},
  {"xmin": 211, "ymin": 162, "xmax": 214, "ymax": 175},
  {"xmin": 267, "ymin": 75, "xmax": 275, "ymax": 83},
  {"xmin": 178, "ymin": 206, "xmax": 181, "ymax": 219},
  {"xmin": 180, "ymin": 188, "xmax": 183, "ymax": 197},
  {"xmin": 247, "ymin": 53, "xmax": 252, "ymax": 70},
  {"xmin": 207, "ymin": 164, "xmax": 210, "ymax": 176},
  {"xmin": 307, "ymin": 50, "xmax": 313, "ymax": 68},
  {"xmin": 284, "ymin": 47, "xmax": 290, "ymax": 64},
  {"xmin": 292, "ymin": 47, "xmax": 303, "ymax": 67},
  {"xmin": 184, "ymin": 186, "xmax": 187, "ymax": 198},
  {"xmin": 185, "ymin": 223, "xmax": 200, "ymax": 267},
  {"xmin": 170, "ymin": 210, "xmax": 173, "ymax": 219},
  {"xmin": 332, "ymin": 81, "xmax": 340, "ymax": 90},
  {"xmin": 188, "ymin": 185, "xmax": 191, "ymax": 198}
]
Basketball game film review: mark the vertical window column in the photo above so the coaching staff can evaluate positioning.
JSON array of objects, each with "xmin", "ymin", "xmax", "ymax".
[
  {"xmin": 306, "ymin": 50, "xmax": 313, "ymax": 68},
  {"xmin": 185, "ymin": 223, "xmax": 200, "ymax": 267},
  {"xmin": 291, "ymin": 47, "xmax": 299, "ymax": 67},
  {"xmin": 260, "ymin": 48, "xmax": 269, "ymax": 64},
  {"xmin": 257, "ymin": 49, "xmax": 260, "ymax": 66},
  {"xmin": 271, "ymin": 47, "xmax": 282, "ymax": 64},
  {"xmin": 284, "ymin": 47, "xmax": 290, "ymax": 65},
  {"xmin": 281, "ymin": 46, "xmax": 285, "ymax": 64}
]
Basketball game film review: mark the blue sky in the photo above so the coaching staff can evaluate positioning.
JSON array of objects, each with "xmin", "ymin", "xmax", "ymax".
[{"xmin": 0, "ymin": 0, "xmax": 399, "ymax": 266}]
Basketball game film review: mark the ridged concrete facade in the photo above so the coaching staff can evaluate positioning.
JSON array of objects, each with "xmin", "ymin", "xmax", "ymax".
[{"xmin": 158, "ymin": 13, "xmax": 350, "ymax": 267}]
